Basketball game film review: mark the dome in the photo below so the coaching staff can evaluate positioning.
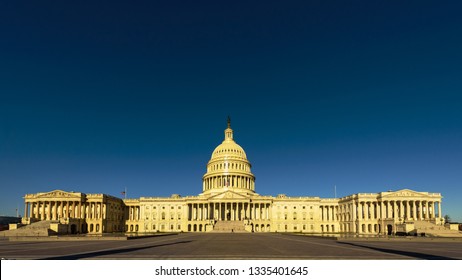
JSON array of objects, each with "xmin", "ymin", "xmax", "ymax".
[
  {"xmin": 211, "ymin": 139, "xmax": 247, "ymax": 160},
  {"xmin": 202, "ymin": 118, "xmax": 255, "ymax": 195}
]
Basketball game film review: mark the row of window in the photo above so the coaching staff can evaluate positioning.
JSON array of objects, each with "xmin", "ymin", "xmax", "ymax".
[
  {"xmin": 215, "ymin": 148, "xmax": 244, "ymax": 155},
  {"xmin": 277, "ymin": 205, "xmax": 313, "ymax": 210},
  {"xmin": 276, "ymin": 224, "xmax": 316, "ymax": 231},
  {"xmin": 145, "ymin": 205, "xmax": 182, "ymax": 210},
  {"xmin": 276, "ymin": 213, "xmax": 314, "ymax": 220},
  {"xmin": 145, "ymin": 213, "xmax": 182, "ymax": 220}
]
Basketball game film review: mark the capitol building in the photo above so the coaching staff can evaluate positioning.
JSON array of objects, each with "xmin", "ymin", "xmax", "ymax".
[{"xmin": 20, "ymin": 119, "xmax": 445, "ymax": 236}]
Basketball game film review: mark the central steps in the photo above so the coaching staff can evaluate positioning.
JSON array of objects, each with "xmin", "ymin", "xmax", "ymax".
[{"xmin": 213, "ymin": 220, "xmax": 246, "ymax": 232}]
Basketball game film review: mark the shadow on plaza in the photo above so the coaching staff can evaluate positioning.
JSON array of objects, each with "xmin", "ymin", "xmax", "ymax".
[
  {"xmin": 39, "ymin": 240, "xmax": 193, "ymax": 260},
  {"xmin": 338, "ymin": 242, "xmax": 458, "ymax": 260}
]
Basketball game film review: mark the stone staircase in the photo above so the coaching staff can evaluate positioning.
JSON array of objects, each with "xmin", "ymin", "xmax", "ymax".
[
  {"xmin": 0, "ymin": 220, "xmax": 56, "ymax": 237},
  {"xmin": 413, "ymin": 220, "xmax": 462, "ymax": 237},
  {"xmin": 213, "ymin": 220, "xmax": 246, "ymax": 232}
]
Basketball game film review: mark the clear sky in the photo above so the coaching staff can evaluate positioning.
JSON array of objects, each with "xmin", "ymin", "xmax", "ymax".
[{"xmin": 1, "ymin": 1, "xmax": 461, "ymax": 221}]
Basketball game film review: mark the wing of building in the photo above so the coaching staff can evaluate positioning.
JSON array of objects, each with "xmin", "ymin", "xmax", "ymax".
[{"xmin": 20, "ymin": 119, "xmax": 444, "ymax": 236}]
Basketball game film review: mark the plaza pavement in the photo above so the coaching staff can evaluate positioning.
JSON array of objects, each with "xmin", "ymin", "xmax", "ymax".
[{"xmin": 0, "ymin": 233, "xmax": 461, "ymax": 260}]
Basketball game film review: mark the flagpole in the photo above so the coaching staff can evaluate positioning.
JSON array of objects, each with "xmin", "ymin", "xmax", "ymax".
[
  {"xmin": 125, "ymin": 187, "xmax": 127, "ymax": 199},
  {"xmin": 334, "ymin": 185, "xmax": 337, "ymax": 198}
]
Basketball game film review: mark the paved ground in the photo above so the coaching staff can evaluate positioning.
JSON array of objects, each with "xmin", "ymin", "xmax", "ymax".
[{"xmin": 1, "ymin": 233, "xmax": 461, "ymax": 260}]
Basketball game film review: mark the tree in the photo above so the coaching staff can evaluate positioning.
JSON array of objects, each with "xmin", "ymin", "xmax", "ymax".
[{"xmin": 444, "ymin": 214, "xmax": 451, "ymax": 224}]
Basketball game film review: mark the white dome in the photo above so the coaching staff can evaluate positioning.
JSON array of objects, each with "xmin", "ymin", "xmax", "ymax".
[{"xmin": 202, "ymin": 118, "xmax": 255, "ymax": 195}]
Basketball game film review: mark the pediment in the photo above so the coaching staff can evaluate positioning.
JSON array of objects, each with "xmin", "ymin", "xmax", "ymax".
[
  {"xmin": 36, "ymin": 189, "xmax": 82, "ymax": 199},
  {"xmin": 207, "ymin": 190, "xmax": 251, "ymax": 201},
  {"xmin": 381, "ymin": 189, "xmax": 426, "ymax": 198}
]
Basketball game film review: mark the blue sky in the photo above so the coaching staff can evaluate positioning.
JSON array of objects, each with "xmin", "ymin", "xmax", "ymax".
[{"xmin": 0, "ymin": 1, "xmax": 461, "ymax": 221}]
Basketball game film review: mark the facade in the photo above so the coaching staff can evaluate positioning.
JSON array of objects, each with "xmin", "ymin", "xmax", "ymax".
[{"xmin": 21, "ymin": 119, "xmax": 444, "ymax": 235}]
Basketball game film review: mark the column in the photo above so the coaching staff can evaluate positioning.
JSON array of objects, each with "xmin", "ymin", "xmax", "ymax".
[
  {"xmin": 405, "ymin": 201, "xmax": 410, "ymax": 220},
  {"xmin": 65, "ymin": 201, "xmax": 69, "ymax": 219},
  {"xmin": 379, "ymin": 201, "xmax": 385, "ymax": 220},
  {"xmin": 193, "ymin": 204, "xmax": 196, "ymax": 220},
  {"xmin": 438, "ymin": 201, "xmax": 442, "ymax": 219},
  {"xmin": 418, "ymin": 201, "xmax": 423, "ymax": 220},
  {"xmin": 429, "ymin": 201, "xmax": 433, "ymax": 219},
  {"xmin": 364, "ymin": 202, "xmax": 369, "ymax": 220},
  {"xmin": 415, "ymin": 200, "xmax": 419, "ymax": 220},
  {"xmin": 24, "ymin": 202, "xmax": 28, "ymax": 219},
  {"xmin": 352, "ymin": 202, "xmax": 356, "ymax": 221},
  {"xmin": 245, "ymin": 203, "xmax": 249, "ymax": 219},
  {"xmin": 219, "ymin": 203, "xmax": 222, "ymax": 220},
  {"xmin": 230, "ymin": 203, "xmax": 234, "ymax": 220},
  {"xmin": 54, "ymin": 201, "xmax": 58, "ymax": 220},
  {"xmin": 421, "ymin": 201, "xmax": 425, "ymax": 220},
  {"xmin": 37, "ymin": 202, "xmax": 40, "ymax": 219},
  {"xmin": 40, "ymin": 201, "xmax": 45, "ymax": 220},
  {"xmin": 424, "ymin": 201, "xmax": 429, "ymax": 220},
  {"xmin": 401, "ymin": 201, "xmax": 405, "ymax": 219},
  {"xmin": 392, "ymin": 201, "xmax": 397, "ymax": 219},
  {"xmin": 46, "ymin": 201, "xmax": 50, "ymax": 220},
  {"xmin": 371, "ymin": 203, "xmax": 376, "ymax": 220},
  {"xmin": 198, "ymin": 204, "xmax": 202, "ymax": 221},
  {"xmin": 389, "ymin": 201, "xmax": 392, "ymax": 219}
]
